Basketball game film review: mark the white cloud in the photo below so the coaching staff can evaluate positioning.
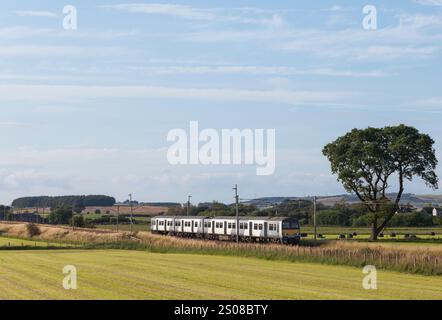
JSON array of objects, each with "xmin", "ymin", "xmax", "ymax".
[
  {"xmin": 185, "ymin": 13, "xmax": 442, "ymax": 61},
  {"xmin": 0, "ymin": 26, "xmax": 137, "ymax": 41},
  {"xmin": 136, "ymin": 65, "xmax": 390, "ymax": 77},
  {"xmin": 0, "ymin": 84, "xmax": 357, "ymax": 106},
  {"xmin": 414, "ymin": 97, "xmax": 442, "ymax": 108},
  {"xmin": 101, "ymin": 3, "xmax": 217, "ymax": 20},
  {"xmin": 101, "ymin": 3, "xmax": 286, "ymax": 27},
  {"xmin": 0, "ymin": 122, "xmax": 30, "ymax": 128},
  {"xmin": 15, "ymin": 10, "xmax": 58, "ymax": 18},
  {"xmin": 0, "ymin": 45, "xmax": 126, "ymax": 57},
  {"xmin": 414, "ymin": 0, "xmax": 442, "ymax": 6}
]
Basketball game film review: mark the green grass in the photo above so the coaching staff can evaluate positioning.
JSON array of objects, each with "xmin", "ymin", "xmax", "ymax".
[
  {"xmin": 302, "ymin": 226, "xmax": 442, "ymax": 235},
  {"xmin": 0, "ymin": 249, "xmax": 441, "ymax": 300}
]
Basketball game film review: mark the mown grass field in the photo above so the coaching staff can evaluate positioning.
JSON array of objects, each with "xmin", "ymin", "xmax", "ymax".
[{"xmin": 0, "ymin": 249, "xmax": 442, "ymax": 300}]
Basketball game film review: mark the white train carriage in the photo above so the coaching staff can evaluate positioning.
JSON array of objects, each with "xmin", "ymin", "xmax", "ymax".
[{"xmin": 151, "ymin": 216, "xmax": 300, "ymax": 244}]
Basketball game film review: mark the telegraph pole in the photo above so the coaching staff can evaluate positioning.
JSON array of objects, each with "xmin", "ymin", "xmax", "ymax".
[
  {"xmin": 233, "ymin": 184, "xmax": 239, "ymax": 243},
  {"xmin": 116, "ymin": 204, "xmax": 120, "ymax": 232},
  {"xmin": 71, "ymin": 205, "xmax": 75, "ymax": 231},
  {"xmin": 313, "ymin": 196, "xmax": 317, "ymax": 241},
  {"xmin": 187, "ymin": 195, "xmax": 192, "ymax": 216},
  {"xmin": 129, "ymin": 194, "xmax": 133, "ymax": 233}
]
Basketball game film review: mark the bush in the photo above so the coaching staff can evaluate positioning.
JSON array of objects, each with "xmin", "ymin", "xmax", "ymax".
[
  {"xmin": 26, "ymin": 223, "xmax": 41, "ymax": 237},
  {"xmin": 72, "ymin": 215, "xmax": 86, "ymax": 228}
]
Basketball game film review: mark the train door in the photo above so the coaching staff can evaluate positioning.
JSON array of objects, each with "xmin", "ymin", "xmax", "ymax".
[
  {"xmin": 249, "ymin": 222, "xmax": 253, "ymax": 237},
  {"xmin": 224, "ymin": 221, "xmax": 227, "ymax": 235},
  {"xmin": 264, "ymin": 222, "xmax": 268, "ymax": 237}
]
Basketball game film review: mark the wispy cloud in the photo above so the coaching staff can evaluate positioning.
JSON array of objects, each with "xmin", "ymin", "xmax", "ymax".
[
  {"xmin": 15, "ymin": 10, "xmax": 58, "ymax": 18},
  {"xmin": 414, "ymin": 0, "xmax": 442, "ymax": 6},
  {"xmin": 0, "ymin": 45, "xmax": 126, "ymax": 57},
  {"xmin": 101, "ymin": 3, "xmax": 217, "ymax": 20},
  {"xmin": 0, "ymin": 122, "xmax": 30, "ymax": 128},
  {"xmin": 134, "ymin": 65, "xmax": 391, "ymax": 77},
  {"xmin": 414, "ymin": 97, "xmax": 442, "ymax": 108},
  {"xmin": 184, "ymin": 12, "xmax": 442, "ymax": 61},
  {"xmin": 0, "ymin": 84, "xmax": 357, "ymax": 107},
  {"xmin": 101, "ymin": 3, "xmax": 286, "ymax": 27}
]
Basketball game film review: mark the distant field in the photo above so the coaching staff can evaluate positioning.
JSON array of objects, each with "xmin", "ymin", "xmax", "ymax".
[{"xmin": 0, "ymin": 250, "xmax": 442, "ymax": 300}]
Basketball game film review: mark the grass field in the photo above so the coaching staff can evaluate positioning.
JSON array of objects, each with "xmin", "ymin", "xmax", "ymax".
[
  {"xmin": 0, "ymin": 236, "xmax": 75, "ymax": 248},
  {"xmin": 98, "ymin": 224, "xmax": 149, "ymax": 232},
  {"xmin": 0, "ymin": 249, "xmax": 441, "ymax": 300}
]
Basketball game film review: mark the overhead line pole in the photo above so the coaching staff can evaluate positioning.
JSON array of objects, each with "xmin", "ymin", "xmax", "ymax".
[
  {"xmin": 233, "ymin": 184, "xmax": 239, "ymax": 243},
  {"xmin": 129, "ymin": 194, "xmax": 133, "ymax": 233},
  {"xmin": 313, "ymin": 196, "xmax": 317, "ymax": 241},
  {"xmin": 116, "ymin": 204, "xmax": 119, "ymax": 232},
  {"xmin": 187, "ymin": 195, "xmax": 192, "ymax": 216}
]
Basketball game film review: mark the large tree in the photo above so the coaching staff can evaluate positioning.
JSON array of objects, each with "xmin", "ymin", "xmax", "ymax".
[{"xmin": 323, "ymin": 124, "xmax": 438, "ymax": 240}]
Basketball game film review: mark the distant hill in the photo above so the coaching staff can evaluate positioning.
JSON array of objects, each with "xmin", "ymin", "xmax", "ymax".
[{"xmin": 245, "ymin": 193, "xmax": 442, "ymax": 209}]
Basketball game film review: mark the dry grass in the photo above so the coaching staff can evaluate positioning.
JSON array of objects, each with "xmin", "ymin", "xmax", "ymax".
[{"xmin": 0, "ymin": 222, "xmax": 130, "ymax": 244}]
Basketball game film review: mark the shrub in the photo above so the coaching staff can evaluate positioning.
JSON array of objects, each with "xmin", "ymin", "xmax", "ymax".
[{"xmin": 26, "ymin": 223, "xmax": 41, "ymax": 237}]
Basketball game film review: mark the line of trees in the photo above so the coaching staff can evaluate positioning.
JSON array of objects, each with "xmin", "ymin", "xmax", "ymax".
[
  {"xmin": 12, "ymin": 195, "xmax": 116, "ymax": 209},
  {"xmin": 167, "ymin": 199, "xmax": 442, "ymax": 228}
]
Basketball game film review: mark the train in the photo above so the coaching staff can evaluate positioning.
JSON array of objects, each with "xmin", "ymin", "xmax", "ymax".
[{"xmin": 150, "ymin": 216, "xmax": 301, "ymax": 245}]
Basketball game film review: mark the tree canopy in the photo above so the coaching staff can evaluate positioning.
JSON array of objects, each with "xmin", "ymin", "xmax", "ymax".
[
  {"xmin": 323, "ymin": 124, "xmax": 438, "ymax": 240},
  {"xmin": 12, "ymin": 195, "xmax": 116, "ymax": 209}
]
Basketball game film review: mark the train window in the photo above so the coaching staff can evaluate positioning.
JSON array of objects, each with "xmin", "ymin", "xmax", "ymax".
[
  {"xmin": 283, "ymin": 221, "xmax": 300, "ymax": 229},
  {"xmin": 152, "ymin": 220, "xmax": 156, "ymax": 225},
  {"xmin": 244, "ymin": 223, "xmax": 248, "ymax": 230},
  {"xmin": 227, "ymin": 223, "xmax": 231, "ymax": 229},
  {"xmin": 253, "ymin": 224, "xmax": 258, "ymax": 230},
  {"xmin": 258, "ymin": 224, "xmax": 263, "ymax": 230},
  {"xmin": 232, "ymin": 223, "xmax": 236, "ymax": 229}
]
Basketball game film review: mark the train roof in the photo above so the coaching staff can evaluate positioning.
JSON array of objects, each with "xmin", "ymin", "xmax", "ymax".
[{"xmin": 152, "ymin": 216, "xmax": 296, "ymax": 221}]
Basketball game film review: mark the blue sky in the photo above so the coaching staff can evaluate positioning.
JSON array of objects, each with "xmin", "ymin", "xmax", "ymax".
[{"xmin": 0, "ymin": 0, "xmax": 441, "ymax": 204}]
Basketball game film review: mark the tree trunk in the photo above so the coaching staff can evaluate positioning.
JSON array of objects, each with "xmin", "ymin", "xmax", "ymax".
[{"xmin": 370, "ymin": 216, "xmax": 378, "ymax": 241}]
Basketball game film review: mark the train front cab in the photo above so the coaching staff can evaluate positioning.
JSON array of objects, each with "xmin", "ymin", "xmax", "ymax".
[{"xmin": 281, "ymin": 218, "xmax": 301, "ymax": 245}]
